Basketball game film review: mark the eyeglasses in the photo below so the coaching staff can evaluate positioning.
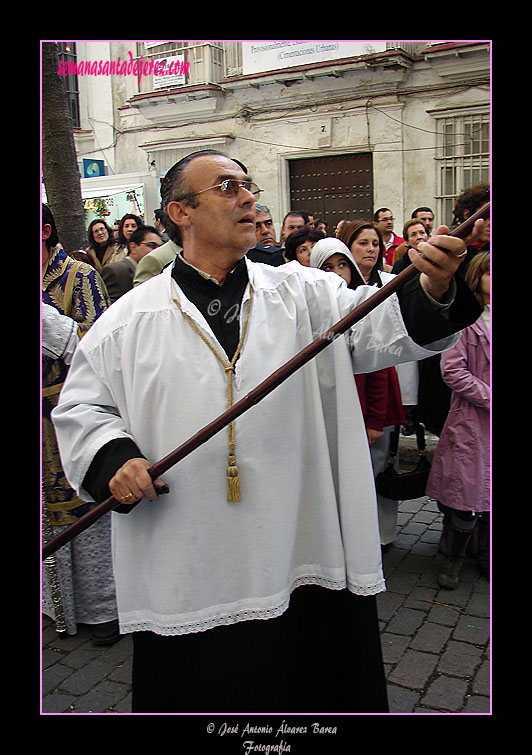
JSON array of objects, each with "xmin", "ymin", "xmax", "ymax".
[
  {"xmin": 177, "ymin": 179, "xmax": 262, "ymax": 201},
  {"xmin": 140, "ymin": 242, "xmax": 162, "ymax": 249}
]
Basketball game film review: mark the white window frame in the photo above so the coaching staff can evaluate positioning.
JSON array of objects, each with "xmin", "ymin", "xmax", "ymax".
[{"xmin": 432, "ymin": 106, "xmax": 490, "ymax": 226}]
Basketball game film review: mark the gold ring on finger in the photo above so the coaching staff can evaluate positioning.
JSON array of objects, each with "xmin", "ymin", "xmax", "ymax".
[{"xmin": 121, "ymin": 492, "xmax": 134, "ymax": 502}]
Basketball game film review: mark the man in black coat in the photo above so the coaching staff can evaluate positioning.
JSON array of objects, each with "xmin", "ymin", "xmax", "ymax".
[
  {"xmin": 247, "ymin": 203, "xmax": 286, "ymax": 266},
  {"xmin": 101, "ymin": 226, "xmax": 163, "ymax": 303}
]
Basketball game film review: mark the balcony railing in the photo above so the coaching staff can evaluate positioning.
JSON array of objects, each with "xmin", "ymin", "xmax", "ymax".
[{"xmin": 133, "ymin": 41, "xmax": 242, "ymax": 93}]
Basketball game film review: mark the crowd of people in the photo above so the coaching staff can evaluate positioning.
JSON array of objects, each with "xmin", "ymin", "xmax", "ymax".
[{"xmin": 42, "ymin": 149, "xmax": 489, "ymax": 713}]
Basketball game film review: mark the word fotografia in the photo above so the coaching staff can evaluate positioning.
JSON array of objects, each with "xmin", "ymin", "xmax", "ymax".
[
  {"xmin": 57, "ymin": 51, "xmax": 190, "ymax": 80},
  {"xmin": 215, "ymin": 720, "xmax": 337, "ymax": 737},
  {"xmin": 243, "ymin": 742, "xmax": 291, "ymax": 755}
]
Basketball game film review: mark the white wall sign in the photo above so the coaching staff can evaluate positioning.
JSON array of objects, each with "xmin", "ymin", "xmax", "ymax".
[
  {"xmin": 242, "ymin": 40, "xmax": 387, "ymax": 75},
  {"xmin": 153, "ymin": 55, "xmax": 187, "ymax": 89}
]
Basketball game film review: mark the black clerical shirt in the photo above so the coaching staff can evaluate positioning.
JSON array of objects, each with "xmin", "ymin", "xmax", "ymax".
[{"xmin": 171, "ymin": 253, "xmax": 249, "ymax": 362}]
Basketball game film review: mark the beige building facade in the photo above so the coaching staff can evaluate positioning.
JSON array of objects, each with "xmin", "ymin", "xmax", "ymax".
[{"xmin": 70, "ymin": 40, "xmax": 490, "ymax": 236}]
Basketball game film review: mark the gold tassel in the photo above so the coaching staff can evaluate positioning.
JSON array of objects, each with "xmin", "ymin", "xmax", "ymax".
[
  {"xmin": 227, "ymin": 459, "xmax": 241, "ymax": 502},
  {"xmin": 173, "ymin": 286, "xmax": 253, "ymax": 504}
]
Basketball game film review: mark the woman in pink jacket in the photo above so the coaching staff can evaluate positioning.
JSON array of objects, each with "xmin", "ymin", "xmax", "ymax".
[{"xmin": 426, "ymin": 252, "xmax": 490, "ymax": 589}]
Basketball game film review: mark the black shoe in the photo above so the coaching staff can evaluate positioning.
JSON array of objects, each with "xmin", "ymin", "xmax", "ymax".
[
  {"xmin": 401, "ymin": 421, "xmax": 415, "ymax": 436},
  {"xmin": 92, "ymin": 619, "xmax": 120, "ymax": 645}
]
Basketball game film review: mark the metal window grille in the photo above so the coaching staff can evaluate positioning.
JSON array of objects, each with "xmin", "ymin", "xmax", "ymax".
[
  {"xmin": 435, "ymin": 112, "xmax": 490, "ymax": 226},
  {"xmin": 57, "ymin": 42, "xmax": 81, "ymax": 128},
  {"xmin": 134, "ymin": 41, "xmax": 228, "ymax": 93}
]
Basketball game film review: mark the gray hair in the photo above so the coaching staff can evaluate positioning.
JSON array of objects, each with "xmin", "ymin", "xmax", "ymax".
[{"xmin": 255, "ymin": 204, "xmax": 271, "ymax": 216}]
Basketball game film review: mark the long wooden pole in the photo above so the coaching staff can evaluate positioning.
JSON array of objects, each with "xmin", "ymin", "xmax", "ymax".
[{"xmin": 42, "ymin": 203, "xmax": 489, "ymax": 559}]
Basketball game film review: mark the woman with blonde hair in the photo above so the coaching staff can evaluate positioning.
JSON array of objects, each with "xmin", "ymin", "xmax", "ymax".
[{"xmin": 391, "ymin": 218, "xmax": 430, "ymax": 267}]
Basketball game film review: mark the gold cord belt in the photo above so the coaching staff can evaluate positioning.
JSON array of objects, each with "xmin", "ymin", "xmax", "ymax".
[{"xmin": 173, "ymin": 285, "xmax": 253, "ymax": 501}]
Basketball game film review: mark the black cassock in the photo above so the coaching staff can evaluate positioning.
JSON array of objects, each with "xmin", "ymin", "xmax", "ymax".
[{"xmin": 84, "ymin": 255, "xmax": 481, "ymax": 713}]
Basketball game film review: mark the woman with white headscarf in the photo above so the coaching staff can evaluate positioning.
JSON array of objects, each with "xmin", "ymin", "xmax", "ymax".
[{"xmin": 310, "ymin": 233, "xmax": 406, "ymax": 550}]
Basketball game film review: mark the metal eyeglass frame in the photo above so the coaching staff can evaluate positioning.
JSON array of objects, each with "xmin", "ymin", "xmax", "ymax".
[{"xmin": 177, "ymin": 179, "xmax": 262, "ymax": 201}]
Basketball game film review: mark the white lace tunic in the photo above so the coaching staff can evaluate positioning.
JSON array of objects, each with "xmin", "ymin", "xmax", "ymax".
[{"xmin": 52, "ymin": 259, "xmax": 458, "ymax": 636}]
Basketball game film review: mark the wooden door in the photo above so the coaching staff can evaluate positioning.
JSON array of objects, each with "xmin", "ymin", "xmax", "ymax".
[{"xmin": 288, "ymin": 153, "xmax": 373, "ymax": 233}]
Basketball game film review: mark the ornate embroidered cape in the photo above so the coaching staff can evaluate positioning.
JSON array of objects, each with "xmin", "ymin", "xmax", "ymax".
[{"xmin": 42, "ymin": 245, "xmax": 110, "ymax": 525}]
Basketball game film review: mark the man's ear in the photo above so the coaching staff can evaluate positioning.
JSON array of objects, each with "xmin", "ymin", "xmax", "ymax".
[
  {"xmin": 42, "ymin": 223, "xmax": 52, "ymax": 242},
  {"xmin": 166, "ymin": 200, "xmax": 192, "ymax": 231}
]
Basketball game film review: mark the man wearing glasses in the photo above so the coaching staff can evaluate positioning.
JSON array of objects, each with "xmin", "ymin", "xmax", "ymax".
[
  {"xmin": 374, "ymin": 207, "xmax": 405, "ymax": 267},
  {"xmin": 53, "ymin": 150, "xmax": 484, "ymax": 714},
  {"xmin": 101, "ymin": 225, "xmax": 163, "ymax": 303}
]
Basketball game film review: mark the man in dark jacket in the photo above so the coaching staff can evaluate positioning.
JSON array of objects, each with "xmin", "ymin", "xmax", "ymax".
[
  {"xmin": 101, "ymin": 226, "xmax": 162, "ymax": 302},
  {"xmin": 247, "ymin": 203, "xmax": 286, "ymax": 266}
]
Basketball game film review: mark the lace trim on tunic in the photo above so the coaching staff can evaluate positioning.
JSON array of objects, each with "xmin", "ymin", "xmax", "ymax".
[{"xmin": 119, "ymin": 574, "xmax": 386, "ymax": 636}]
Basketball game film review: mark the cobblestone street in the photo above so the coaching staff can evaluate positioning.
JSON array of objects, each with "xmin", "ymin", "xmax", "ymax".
[{"xmin": 42, "ymin": 435, "xmax": 491, "ymax": 716}]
